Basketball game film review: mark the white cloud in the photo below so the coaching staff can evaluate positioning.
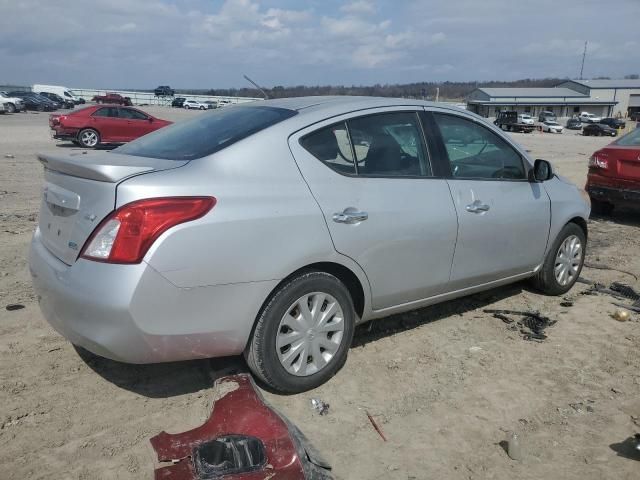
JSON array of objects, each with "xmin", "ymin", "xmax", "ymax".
[{"xmin": 340, "ymin": 1, "xmax": 376, "ymax": 15}]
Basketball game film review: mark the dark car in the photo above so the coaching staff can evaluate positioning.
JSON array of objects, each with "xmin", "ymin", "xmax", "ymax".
[
  {"xmin": 566, "ymin": 118, "xmax": 582, "ymax": 130},
  {"xmin": 538, "ymin": 110, "xmax": 556, "ymax": 122},
  {"xmin": 583, "ymin": 123, "xmax": 617, "ymax": 137},
  {"xmin": 171, "ymin": 97, "xmax": 186, "ymax": 107},
  {"xmin": 154, "ymin": 85, "xmax": 175, "ymax": 97},
  {"xmin": 49, "ymin": 105, "xmax": 172, "ymax": 148},
  {"xmin": 38, "ymin": 91, "xmax": 74, "ymax": 109},
  {"xmin": 8, "ymin": 91, "xmax": 57, "ymax": 111},
  {"xmin": 586, "ymin": 127, "xmax": 640, "ymax": 214},
  {"xmin": 600, "ymin": 118, "xmax": 626, "ymax": 129},
  {"xmin": 204, "ymin": 101, "xmax": 218, "ymax": 110},
  {"xmin": 629, "ymin": 111, "xmax": 640, "ymax": 122}
]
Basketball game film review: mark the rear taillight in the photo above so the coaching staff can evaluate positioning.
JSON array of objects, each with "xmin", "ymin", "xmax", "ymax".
[
  {"xmin": 81, "ymin": 197, "xmax": 216, "ymax": 264},
  {"xmin": 588, "ymin": 153, "xmax": 608, "ymax": 169}
]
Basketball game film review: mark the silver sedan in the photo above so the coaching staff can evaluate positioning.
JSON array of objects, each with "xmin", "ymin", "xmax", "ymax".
[{"xmin": 29, "ymin": 97, "xmax": 590, "ymax": 393}]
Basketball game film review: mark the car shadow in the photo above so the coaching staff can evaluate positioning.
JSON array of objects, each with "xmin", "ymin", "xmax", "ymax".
[
  {"xmin": 55, "ymin": 143, "xmax": 116, "ymax": 150},
  {"xmin": 75, "ymin": 345, "xmax": 248, "ymax": 398},
  {"xmin": 353, "ymin": 282, "xmax": 524, "ymax": 347},
  {"xmin": 609, "ymin": 436, "xmax": 640, "ymax": 461},
  {"xmin": 590, "ymin": 208, "xmax": 640, "ymax": 228}
]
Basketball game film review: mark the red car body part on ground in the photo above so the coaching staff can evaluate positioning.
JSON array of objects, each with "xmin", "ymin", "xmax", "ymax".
[
  {"xmin": 49, "ymin": 105, "xmax": 172, "ymax": 148},
  {"xmin": 586, "ymin": 127, "xmax": 640, "ymax": 214},
  {"xmin": 150, "ymin": 375, "xmax": 333, "ymax": 480}
]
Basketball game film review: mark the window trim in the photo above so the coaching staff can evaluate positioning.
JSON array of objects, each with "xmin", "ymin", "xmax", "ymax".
[
  {"xmin": 299, "ymin": 110, "xmax": 437, "ymax": 180},
  {"xmin": 429, "ymin": 111, "xmax": 531, "ymax": 183}
]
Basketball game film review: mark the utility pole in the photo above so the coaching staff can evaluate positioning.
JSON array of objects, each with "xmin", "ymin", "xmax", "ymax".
[
  {"xmin": 579, "ymin": 41, "xmax": 588, "ymax": 80},
  {"xmin": 435, "ymin": 87, "xmax": 440, "ymax": 103}
]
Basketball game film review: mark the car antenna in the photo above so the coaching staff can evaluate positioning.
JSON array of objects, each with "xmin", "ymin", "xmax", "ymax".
[{"xmin": 243, "ymin": 75, "xmax": 269, "ymax": 100}]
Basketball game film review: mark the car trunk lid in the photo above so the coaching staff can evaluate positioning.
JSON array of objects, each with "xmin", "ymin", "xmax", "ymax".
[
  {"xmin": 37, "ymin": 151, "xmax": 188, "ymax": 265},
  {"xmin": 597, "ymin": 146, "xmax": 640, "ymax": 183}
]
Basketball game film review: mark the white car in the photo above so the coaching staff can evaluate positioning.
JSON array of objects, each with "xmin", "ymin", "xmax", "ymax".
[
  {"xmin": 579, "ymin": 112, "xmax": 601, "ymax": 123},
  {"xmin": 542, "ymin": 121, "xmax": 564, "ymax": 133},
  {"xmin": 0, "ymin": 102, "xmax": 6, "ymax": 114},
  {"xmin": 0, "ymin": 92, "xmax": 25, "ymax": 113},
  {"xmin": 183, "ymin": 100, "xmax": 208, "ymax": 110},
  {"xmin": 517, "ymin": 114, "xmax": 535, "ymax": 125}
]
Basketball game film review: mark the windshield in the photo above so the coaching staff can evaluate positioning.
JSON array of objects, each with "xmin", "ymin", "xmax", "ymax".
[
  {"xmin": 614, "ymin": 128, "xmax": 640, "ymax": 146},
  {"xmin": 116, "ymin": 105, "xmax": 297, "ymax": 160}
]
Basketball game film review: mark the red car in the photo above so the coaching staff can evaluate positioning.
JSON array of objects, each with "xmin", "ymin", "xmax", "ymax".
[
  {"xmin": 586, "ymin": 126, "xmax": 640, "ymax": 214},
  {"xmin": 49, "ymin": 105, "xmax": 172, "ymax": 148}
]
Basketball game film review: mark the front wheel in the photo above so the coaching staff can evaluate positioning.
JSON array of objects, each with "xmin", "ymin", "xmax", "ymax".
[
  {"xmin": 6, "ymin": 103, "xmax": 16, "ymax": 113},
  {"xmin": 246, "ymin": 271, "xmax": 356, "ymax": 393},
  {"xmin": 531, "ymin": 223, "xmax": 586, "ymax": 295},
  {"xmin": 77, "ymin": 128, "xmax": 100, "ymax": 148}
]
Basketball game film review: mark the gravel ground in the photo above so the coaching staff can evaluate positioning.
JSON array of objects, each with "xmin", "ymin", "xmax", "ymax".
[{"xmin": 1, "ymin": 107, "xmax": 639, "ymax": 479}]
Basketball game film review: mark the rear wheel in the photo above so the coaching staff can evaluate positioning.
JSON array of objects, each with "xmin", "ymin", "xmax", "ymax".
[
  {"xmin": 6, "ymin": 103, "xmax": 15, "ymax": 114},
  {"xmin": 78, "ymin": 128, "xmax": 100, "ymax": 148},
  {"xmin": 531, "ymin": 223, "xmax": 586, "ymax": 295},
  {"xmin": 246, "ymin": 271, "xmax": 356, "ymax": 393}
]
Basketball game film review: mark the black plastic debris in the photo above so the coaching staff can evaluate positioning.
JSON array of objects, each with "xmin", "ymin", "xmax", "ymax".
[
  {"xmin": 5, "ymin": 304, "xmax": 25, "ymax": 311},
  {"xmin": 193, "ymin": 435, "xmax": 267, "ymax": 478},
  {"xmin": 485, "ymin": 309, "xmax": 556, "ymax": 342},
  {"xmin": 610, "ymin": 282, "xmax": 640, "ymax": 304}
]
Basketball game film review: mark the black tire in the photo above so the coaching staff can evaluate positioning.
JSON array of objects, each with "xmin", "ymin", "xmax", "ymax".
[
  {"xmin": 590, "ymin": 198, "xmax": 614, "ymax": 216},
  {"xmin": 77, "ymin": 128, "xmax": 100, "ymax": 148},
  {"xmin": 246, "ymin": 271, "xmax": 356, "ymax": 393},
  {"xmin": 531, "ymin": 222, "xmax": 586, "ymax": 295},
  {"xmin": 6, "ymin": 103, "xmax": 15, "ymax": 114}
]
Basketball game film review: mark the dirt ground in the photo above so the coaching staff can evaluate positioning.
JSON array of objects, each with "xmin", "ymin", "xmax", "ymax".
[{"xmin": 1, "ymin": 107, "xmax": 639, "ymax": 479}]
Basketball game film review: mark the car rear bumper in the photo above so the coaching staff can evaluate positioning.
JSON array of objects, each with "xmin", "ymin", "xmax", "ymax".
[
  {"xmin": 586, "ymin": 182, "xmax": 640, "ymax": 205},
  {"xmin": 29, "ymin": 228, "xmax": 277, "ymax": 363}
]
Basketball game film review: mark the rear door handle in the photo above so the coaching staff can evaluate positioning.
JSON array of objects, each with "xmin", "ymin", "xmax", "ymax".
[
  {"xmin": 465, "ymin": 200, "xmax": 490, "ymax": 213},
  {"xmin": 333, "ymin": 210, "xmax": 368, "ymax": 224}
]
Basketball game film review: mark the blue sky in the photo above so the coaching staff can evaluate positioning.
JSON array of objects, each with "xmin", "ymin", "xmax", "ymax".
[{"xmin": 1, "ymin": 0, "xmax": 638, "ymax": 89}]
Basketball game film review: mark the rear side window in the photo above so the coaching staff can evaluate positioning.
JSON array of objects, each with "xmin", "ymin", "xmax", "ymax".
[
  {"xmin": 118, "ymin": 108, "xmax": 148, "ymax": 120},
  {"xmin": 300, "ymin": 123, "xmax": 356, "ymax": 174},
  {"xmin": 93, "ymin": 107, "xmax": 119, "ymax": 118},
  {"xmin": 615, "ymin": 128, "xmax": 640, "ymax": 146},
  {"xmin": 116, "ymin": 106, "xmax": 297, "ymax": 160}
]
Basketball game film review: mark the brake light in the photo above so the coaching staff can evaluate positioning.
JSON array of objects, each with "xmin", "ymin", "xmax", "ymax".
[
  {"xmin": 588, "ymin": 154, "xmax": 608, "ymax": 169},
  {"xmin": 80, "ymin": 197, "xmax": 216, "ymax": 264}
]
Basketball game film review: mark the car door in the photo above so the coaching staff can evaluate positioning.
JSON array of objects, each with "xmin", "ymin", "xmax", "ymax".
[
  {"xmin": 117, "ymin": 108, "xmax": 152, "ymax": 140},
  {"xmin": 289, "ymin": 108, "xmax": 458, "ymax": 310},
  {"xmin": 428, "ymin": 109, "xmax": 551, "ymax": 290},
  {"xmin": 90, "ymin": 107, "xmax": 123, "ymax": 142}
]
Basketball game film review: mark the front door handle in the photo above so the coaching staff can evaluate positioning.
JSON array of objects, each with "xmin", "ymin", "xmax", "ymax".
[
  {"xmin": 333, "ymin": 210, "xmax": 368, "ymax": 224},
  {"xmin": 465, "ymin": 200, "xmax": 490, "ymax": 213}
]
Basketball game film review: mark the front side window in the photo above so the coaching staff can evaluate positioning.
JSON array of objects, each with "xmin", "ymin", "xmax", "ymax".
[
  {"xmin": 300, "ymin": 122, "xmax": 356, "ymax": 175},
  {"xmin": 118, "ymin": 108, "xmax": 148, "ymax": 120},
  {"xmin": 347, "ymin": 112, "xmax": 431, "ymax": 177},
  {"xmin": 433, "ymin": 113, "xmax": 526, "ymax": 180}
]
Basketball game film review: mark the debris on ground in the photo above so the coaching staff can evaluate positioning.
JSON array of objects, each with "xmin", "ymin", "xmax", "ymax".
[
  {"xmin": 366, "ymin": 411, "xmax": 387, "ymax": 442},
  {"xmin": 506, "ymin": 431, "xmax": 523, "ymax": 461},
  {"xmin": 583, "ymin": 262, "xmax": 638, "ymax": 281},
  {"xmin": 612, "ymin": 309, "xmax": 632, "ymax": 322},
  {"xmin": 569, "ymin": 400, "xmax": 595, "ymax": 413},
  {"xmin": 150, "ymin": 374, "xmax": 333, "ymax": 479},
  {"xmin": 4, "ymin": 154, "xmax": 15, "ymax": 159},
  {"xmin": 485, "ymin": 309, "xmax": 556, "ymax": 341},
  {"xmin": 311, "ymin": 398, "xmax": 330, "ymax": 416},
  {"xmin": 560, "ymin": 300, "xmax": 574, "ymax": 308},
  {"xmin": 610, "ymin": 282, "xmax": 640, "ymax": 302},
  {"xmin": 5, "ymin": 304, "xmax": 25, "ymax": 311}
]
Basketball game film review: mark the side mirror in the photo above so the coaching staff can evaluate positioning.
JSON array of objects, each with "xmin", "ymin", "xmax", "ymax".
[
  {"xmin": 531, "ymin": 159, "xmax": 554, "ymax": 182},
  {"xmin": 148, "ymin": 117, "xmax": 154, "ymax": 122}
]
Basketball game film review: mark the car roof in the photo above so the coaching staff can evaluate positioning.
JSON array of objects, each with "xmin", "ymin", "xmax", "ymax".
[{"xmin": 233, "ymin": 96, "xmax": 474, "ymax": 127}]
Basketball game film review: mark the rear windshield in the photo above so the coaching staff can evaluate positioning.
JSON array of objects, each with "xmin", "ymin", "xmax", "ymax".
[
  {"xmin": 614, "ymin": 127, "xmax": 640, "ymax": 147},
  {"xmin": 116, "ymin": 105, "xmax": 297, "ymax": 160}
]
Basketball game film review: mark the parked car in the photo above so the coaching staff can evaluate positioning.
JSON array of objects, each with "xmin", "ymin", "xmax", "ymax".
[
  {"xmin": 8, "ymin": 91, "xmax": 57, "ymax": 111},
  {"xmin": 583, "ymin": 123, "xmax": 617, "ymax": 137},
  {"xmin": 566, "ymin": 118, "xmax": 582, "ymax": 130},
  {"xmin": 599, "ymin": 117, "xmax": 626, "ymax": 129},
  {"xmin": 204, "ymin": 101, "xmax": 218, "ymax": 109},
  {"xmin": 37, "ymin": 91, "xmax": 74, "ymax": 109},
  {"xmin": 49, "ymin": 105, "xmax": 172, "ymax": 148},
  {"xmin": 33, "ymin": 84, "xmax": 82, "ymax": 105},
  {"xmin": 586, "ymin": 127, "xmax": 640, "ymax": 214},
  {"xmin": 154, "ymin": 85, "xmax": 175, "ymax": 97},
  {"xmin": 183, "ymin": 99, "xmax": 208, "ymax": 110},
  {"xmin": 30, "ymin": 97, "xmax": 589, "ymax": 393},
  {"xmin": 518, "ymin": 114, "xmax": 535, "ymax": 125},
  {"xmin": 579, "ymin": 112, "xmax": 602, "ymax": 123},
  {"xmin": 630, "ymin": 111, "xmax": 640, "ymax": 122},
  {"xmin": 541, "ymin": 121, "xmax": 563, "ymax": 133},
  {"xmin": 494, "ymin": 111, "xmax": 536, "ymax": 132},
  {"xmin": 0, "ymin": 92, "xmax": 25, "ymax": 113},
  {"xmin": 92, "ymin": 93, "xmax": 133, "ymax": 106},
  {"xmin": 171, "ymin": 97, "xmax": 186, "ymax": 108},
  {"xmin": 538, "ymin": 111, "xmax": 557, "ymax": 122},
  {"xmin": 0, "ymin": 103, "xmax": 6, "ymax": 114}
]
